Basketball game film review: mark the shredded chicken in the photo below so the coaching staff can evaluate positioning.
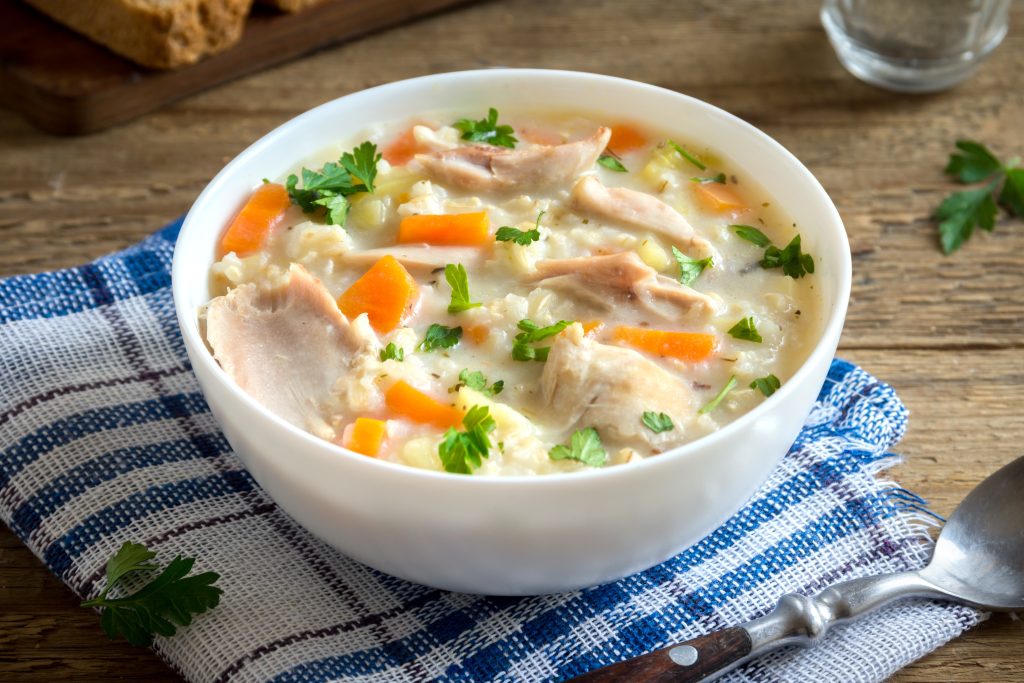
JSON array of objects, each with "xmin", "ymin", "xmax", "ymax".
[
  {"xmin": 570, "ymin": 176, "xmax": 715, "ymax": 257},
  {"xmin": 530, "ymin": 251, "xmax": 718, "ymax": 319},
  {"xmin": 341, "ymin": 245, "xmax": 485, "ymax": 272},
  {"xmin": 541, "ymin": 324, "xmax": 691, "ymax": 451},
  {"xmin": 205, "ymin": 264, "xmax": 378, "ymax": 440},
  {"xmin": 416, "ymin": 127, "xmax": 611, "ymax": 193}
]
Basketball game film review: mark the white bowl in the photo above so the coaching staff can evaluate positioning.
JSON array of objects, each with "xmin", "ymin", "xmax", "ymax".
[{"xmin": 172, "ymin": 69, "xmax": 851, "ymax": 595}]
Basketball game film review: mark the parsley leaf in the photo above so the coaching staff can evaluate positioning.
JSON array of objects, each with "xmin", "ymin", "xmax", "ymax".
[
  {"xmin": 672, "ymin": 246, "xmax": 713, "ymax": 286},
  {"xmin": 699, "ymin": 376, "xmax": 738, "ymax": 415},
  {"xmin": 511, "ymin": 318, "xmax": 571, "ymax": 362},
  {"xmin": 761, "ymin": 234, "xmax": 814, "ymax": 279},
  {"xmin": 936, "ymin": 182, "xmax": 999, "ymax": 254},
  {"xmin": 379, "ymin": 343, "xmax": 404, "ymax": 362},
  {"xmin": 944, "ymin": 139, "xmax": 1003, "ymax": 183},
  {"xmin": 549, "ymin": 427, "xmax": 607, "ymax": 467},
  {"xmin": 496, "ymin": 210, "xmax": 544, "ymax": 245},
  {"xmin": 598, "ymin": 154, "xmax": 628, "ymax": 172},
  {"xmin": 750, "ymin": 374, "xmax": 781, "ymax": 397},
  {"xmin": 285, "ymin": 141, "xmax": 380, "ymax": 226},
  {"xmin": 728, "ymin": 316, "xmax": 762, "ymax": 343},
  {"xmin": 691, "ymin": 173, "xmax": 726, "ymax": 184},
  {"xmin": 453, "ymin": 107, "xmax": 518, "ymax": 148},
  {"xmin": 438, "ymin": 405, "xmax": 496, "ymax": 474},
  {"xmin": 418, "ymin": 324, "xmax": 462, "ymax": 352},
  {"xmin": 455, "ymin": 368, "xmax": 504, "ymax": 396},
  {"xmin": 732, "ymin": 224, "xmax": 771, "ymax": 247},
  {"xmin": 641, "ymin": 411, "xmax": 674, "ymax": 433},
  {"xmin": 935, "ymin": 140, "xmax": 1022, "ymax": 253},
  {"xmin": 445, "ymin": 263, "xmax": 482, "ymax": 313},
  {"xmin": 80, "ymin": 542, "xmax": 222, "ymax": 647},
  {"xmin": 667, "ymin": 140, "xmax": 705, "ymax": 170}
]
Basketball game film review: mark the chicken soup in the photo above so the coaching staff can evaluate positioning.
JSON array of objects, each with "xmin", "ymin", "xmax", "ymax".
[{"xmin": 202, "ymin": 108, "xmax": 821, "ymax": 475}]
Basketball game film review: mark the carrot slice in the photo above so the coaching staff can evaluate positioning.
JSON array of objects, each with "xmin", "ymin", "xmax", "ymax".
[
  {"xmin": 613, "ymin": 325, "xmax": 716, "ymax": 362},
  {"xmin": 342, "ymin": 417, "xmax": 387, "ymax": 457},
  {"xmin": 465, "ymin": 324, "xmax": 490, "ymax": 344},
  {"xmin": 382, "ymin": 128, "xmax": 419, "ymax": 166},
  {"xmin": 397, "ymin": 212, "xmax": 490, "ymax": 246},
  {"xmin": 337, "ymin": 256, "xmax": 418, "ymax": 333},
  {"xmin": 581, "ymin": 320, "xmax": 605, "ymax": 337},
  {"xmin": 385, "ymin": 380, "xmax": 463, "ymax": 429},
  {"xmin": 693, "ymin": 182, "xmax": 746, "ymax": 213},
  {"xmin": 219, "ymin": 182, "xmax": 291, "ymax": 257},
  {"xmin": 607, "ymin": 124, "xmax": 648, "ymax": 155}
]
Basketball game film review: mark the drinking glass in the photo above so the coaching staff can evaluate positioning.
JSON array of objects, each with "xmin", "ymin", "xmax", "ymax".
[{"xmin": 821, "ymin": 0, "xmax": 1011, "ymax": 92}]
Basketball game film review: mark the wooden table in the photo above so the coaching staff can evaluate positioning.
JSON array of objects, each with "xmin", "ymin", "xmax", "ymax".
[{"xmin": 1, "ymin": 0, "xmax": 1021, "ymax": 679}]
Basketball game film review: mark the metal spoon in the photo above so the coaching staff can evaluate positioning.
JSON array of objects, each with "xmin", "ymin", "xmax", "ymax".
[{"xmin": 570, "ymin": 455, "xmax": 1024, "ymax": 682}]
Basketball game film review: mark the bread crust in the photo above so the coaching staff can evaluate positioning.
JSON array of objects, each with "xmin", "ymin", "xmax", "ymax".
[{"xmin": 22, "ymin": 0, "xmax": 254, "ymax": 69}]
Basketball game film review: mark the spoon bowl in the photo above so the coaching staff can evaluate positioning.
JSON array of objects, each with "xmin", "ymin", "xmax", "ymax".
[{"xmin": 572, "ymin": 454, "xmax": 1024, "ymax": 682}]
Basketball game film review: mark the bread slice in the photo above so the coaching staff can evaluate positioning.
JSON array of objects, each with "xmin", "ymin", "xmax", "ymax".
[
  {"xmin": 260, "ymin": 0, "xmax": 325, "ymax": 12},
  {"xmin": 22, "ymin": 0, "xmax": 254, "ymax": 69}
]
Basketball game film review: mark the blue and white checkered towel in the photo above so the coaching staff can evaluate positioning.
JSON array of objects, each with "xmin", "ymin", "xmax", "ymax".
[{"xmin": 0, "ymin": 219, "xmax": 984, "ymax": 683}]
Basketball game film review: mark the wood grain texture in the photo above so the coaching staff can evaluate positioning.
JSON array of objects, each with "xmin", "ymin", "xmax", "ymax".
[{"xmin": 0, "ymin": 0, "xmax": 1022, "ymax": 680}]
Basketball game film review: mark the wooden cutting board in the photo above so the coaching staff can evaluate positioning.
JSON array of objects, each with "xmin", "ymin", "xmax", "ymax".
[{"xmin": 0, "ymin": 0, "xmax": 476, "ymax": 136}]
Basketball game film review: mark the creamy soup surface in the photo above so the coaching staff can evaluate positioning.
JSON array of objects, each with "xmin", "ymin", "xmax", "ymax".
[{"xmin": 202, "ymin": 108, "xmax": 822, "ymax": 475}]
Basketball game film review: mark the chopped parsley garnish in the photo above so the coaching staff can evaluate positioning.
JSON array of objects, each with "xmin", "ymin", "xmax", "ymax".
[
  {"xmin": 379, "ymin": 343, "xmax": 404, "ymax": 362},
  {"xmin": 80, "ymin": 541, "xmax": 222, "ymax": 647},
  {"xmin": 511, "ymin": 318, "xmax": 572, "ymax": 362},
  {"xmin": 699, "ymin": 376, "xmax": 738, "ymax": 415},
  {"xmin": 691, "ymin": 173, "xmax": 726, "ymax": 184},
  {"xmin": 761, "ymin": 234, "xmax": 814, "ymax": 279},
  {"xmin": 641, "ymin": 411, "xmax": 674, "ymax": 433},
  {"xmin": 728, "ymin": 316, "xmax": 762, "ymax": 343},
  {"xmin": 667, "ymin": 140, "xmax": 706, "ymax": 170},
  {"xmin": 445, "ymin": 263, "xmax": 482, "ymax": 313},
  {"xmin": 418, "ymin": 324, "xmax": 462, "ymax": 352},
  {"xmin": 548, "ymin": 427, "xmax": 607, "ymax": 467},
  {"xmin": 750, "ymin": 374, "xmax": 781, "ymax": 397},
  {"xmin": 495, "ymin": 210, "xmax": 544, "ymax": 245},
  {"xmin": 286, "ymin": 141, "xmax": 380, "ymax": 226},
  {"xmin": 936, "ymin": 139, "xmax": 1022, "ymax": 254},
  {"xmin": 672, "ymin": 246, "xmax": 713, "ymax": 286},
  {"xmin": 438, "ymin": 405, "xmax": 496, "ymax": 474},
  {"xmin": 598, "ymin": 154, "xmax": 628, "ymax": 172},
  {"xmin": 453, "ymin": 107, "xmax": 518, "ymax": 148},
  {"xmin": 732, "ymin": 224, "xmax": 771, "ymax": 247},
  {"xmin": 455, "ymin": 368, "xmax": 504, "ymax": 397}
]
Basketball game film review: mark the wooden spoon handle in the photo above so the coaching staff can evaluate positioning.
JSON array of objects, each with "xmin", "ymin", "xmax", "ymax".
[{"xmin": 566, "ymin": 627, "xmax": 752, "ymax": 683}]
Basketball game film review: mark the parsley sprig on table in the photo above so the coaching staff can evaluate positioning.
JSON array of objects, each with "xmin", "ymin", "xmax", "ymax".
[
  {"xmin": 936, "ymin": 139, "xmax": 1023, "ymax": 254},
  {"xmin": 439, "ymin": 405, "xmax": 497, "ymax": 474},
  {"xmin": 286, "ymin": 141, "xmax": 381, "ymax": 226},
  {"xmin": 549, "ymin": 427, "xmax": 607, "ymax": 467},
  {"xmin": 453, "ymin": 108, "xmax": 518, "ymax": 148},
  {"xmin": 80, "ymin": 542, "xmax": 222, "ymax": 647}
]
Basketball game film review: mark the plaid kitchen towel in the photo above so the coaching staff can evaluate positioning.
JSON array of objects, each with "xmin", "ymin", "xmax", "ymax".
[{"xmin": 0, "ymin": 218, "xmax": 985, "ymax": 683}]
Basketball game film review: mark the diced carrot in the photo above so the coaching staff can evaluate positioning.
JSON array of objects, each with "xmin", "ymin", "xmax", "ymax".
[
  {"xmin": 607, "ymin": 124, "xmax": 648, "ymax": 155},
  {"xmin": 397, "ymin": 212, "xmax": 490, "ymax": 246},
  {"xmin": 337, "ymin": 256, "xmax": 418, "ymax": 333},
  {"xmin": 693, "ymin": 182, "xmax": 746, "ymax": 213},
  {"xmin": 342, "ymin": 417, "xmax": 387, "ymax": 457},
  {"xmin": 219, "ymin": 182, "xmax": 291, "ymax": 257},
  {"xmin": 385, "ymin": 380, "xmax": 463, "ymax": 429},
  {"xmin": 581, "ymin": 320, "xmax": 605, "ymax": 337},
  {"xmin": 465, "ymin": 324, "xmax": 490, "ymax": 344},
  {"xmin": 613, "ymin": 325, "xmax": 717, "ymax": 362},
  {"xmin": 382, "ymin": 128, "xmax": 419, "ymax": 166}
]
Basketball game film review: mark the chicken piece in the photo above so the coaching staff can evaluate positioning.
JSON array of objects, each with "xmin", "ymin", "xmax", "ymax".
[
  {"xmin": 416, "ymin": 127, "xmax": 611, "ymax": 193},
  {"xmin": 570, "ymin": 176, "xmax": 714, "ymax": 257},
  {"xmin": 205, "ymin": 264, "xmax": 378, "ymax": 439},
  {"xmin": 530, "ymin": 251, "xmax": 718, "ymax": 320},
  {"xmin": 341, "ymin": 245, "xmax": 485, "ymax": 272},
  {"xmin": 541, "ymin": 324, "xmax": 691, "ymax": 451}
]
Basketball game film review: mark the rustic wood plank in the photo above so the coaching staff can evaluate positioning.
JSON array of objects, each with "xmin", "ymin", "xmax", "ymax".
[{"xmin": 0, "ymin": 0, "xmax": 1021, "ymax": 680}]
